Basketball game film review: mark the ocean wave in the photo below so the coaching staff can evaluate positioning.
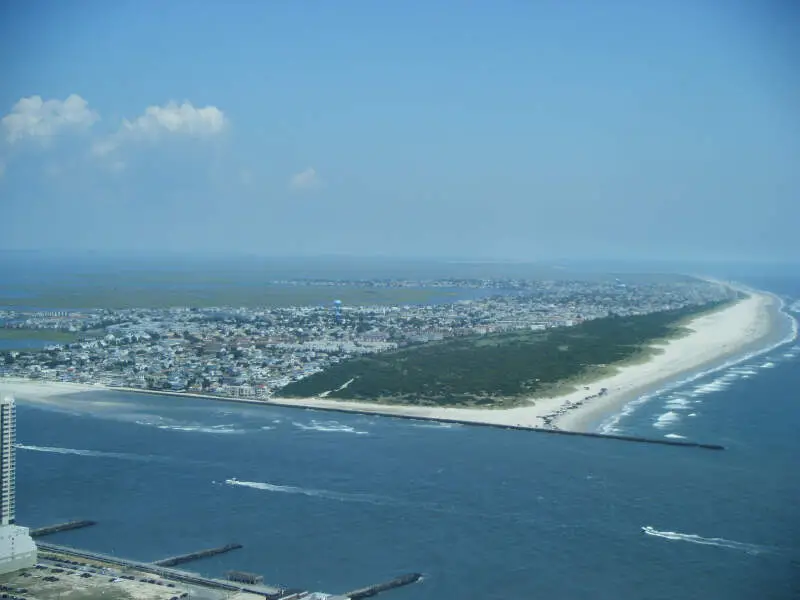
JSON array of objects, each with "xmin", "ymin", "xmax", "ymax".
[
  {"xmin": 292, "ymin": 420, "xmax": 368, "ymax": 435},
  {"xmin": 224, "ymin": 478, "xmax": 389, "ymax": 505},
  {"xmin": 598, "ymin": 304, "xmax": 799, "ymax": 434},
  {"xmin": 597, "ymin": 394, "xmax": 652, "ymax": 434},
  {"xmin": 664, "ymin": 433, "xmax": 686, "ymax": 439},
  {"xmin": 689, "ymin": 375, "xmax": 734, "ymax": 397},
  {"xmin": 16, "ymin": 443, "xmax": 171, "ymax": 463},
  {"xmin": 653, "ymin": 411, "xmax": 680, "ymax": 429},
  {"xmin": 759, "ymin": 361, "xmax": 775, "ymax": 369},
  {"xmin": 728, "ymin": 367, "xmax": 758, "ymax": 376},
  {"xmin": 641, "ymin": 526, "xmax": 768, "ymax": 555},
  {"xmin": 664, "ymin": 398, "xmax": 692, "ymax": 410}
]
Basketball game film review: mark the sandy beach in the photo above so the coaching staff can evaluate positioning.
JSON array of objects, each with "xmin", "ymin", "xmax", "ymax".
[{"xmin": 0, "ymin": 286, "xmax": 788, "ymax": 434}]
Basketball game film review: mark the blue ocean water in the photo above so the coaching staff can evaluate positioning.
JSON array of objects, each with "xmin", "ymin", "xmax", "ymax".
[{"xmin": 8, "ymin": 277, "xmax": 800, "ymax": 599}]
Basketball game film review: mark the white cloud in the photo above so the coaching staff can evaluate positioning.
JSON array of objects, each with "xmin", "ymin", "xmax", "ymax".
[
  {"xmin": 2, "ymin": 94, "xmax": 98, "ymax": 144},
  {"xmin": 92, "ymin": 101, "xmax": 227, "ymax": 158},
  {"xmin": 122, "ymin": 101, "xmax": 227, "ymax": 138},
  {"xmin": 289, "ymin": 167, "xmax": 321, "ymax": 192}
]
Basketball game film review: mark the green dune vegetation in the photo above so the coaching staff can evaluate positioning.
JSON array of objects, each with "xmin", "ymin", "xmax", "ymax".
[{"xmin": 280, "ymin": 302, "xmax": 726, "ymax": 407}]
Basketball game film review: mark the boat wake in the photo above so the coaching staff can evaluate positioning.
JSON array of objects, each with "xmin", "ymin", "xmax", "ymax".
[
  {"xmin": 224, "ymin": 478, "xmax": 391, "ymax": 505},
  {"xmin": 641, "ymin": 526, "xmax": 769, "ymax": 555},
  {"xmin": 16, "ymin": 443, "xmax": 173, "ymax": 464}
]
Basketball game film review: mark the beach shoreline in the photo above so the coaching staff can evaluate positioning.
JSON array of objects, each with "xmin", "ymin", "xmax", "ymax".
[{"xmin": 2, "ymin": 283, "xmax": 795, "ymax": 434}]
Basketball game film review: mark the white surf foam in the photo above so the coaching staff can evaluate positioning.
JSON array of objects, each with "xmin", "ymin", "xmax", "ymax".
[
  {"xmin": 642, "ymin": 526, "xmax": 768, "ymax": 555},
  {"xmin": 224, "ymin": 478, "xmax": 387, "ymax": 505},
  {"xmin": 664, "ymin": 398, "xmax": 692, "ymax": 410},
  {"xmin": 689, "ymin": 375, "xmax": 733, "ymax": 397},
  {"xmin": 598, "ymin": 394, "xmax": 652, "ymax": 434},
  {"xmin": 653, "ymin": 411, "xmax": 680, "ymax": 429},
  {"xmin": 664, "ymin": 433, "xmax": 686, "ymax": 439},
  {"xmin": 156, "ymin": 424, "xmax": 245, "ymax": 434},
  {"xmin": 292, "ymin": 420, "xmax": 368, "ymax": 435},
  {"xmin": 135, "ymin": 419, "xmax": 245, "ymax": 434},
  {"xmin": 760, "ymin": 361, "xmax": 775, "ymax": 369},
  {"xmin": 729, "ymin": 367, "xmax": 758, "ymax": 376}
]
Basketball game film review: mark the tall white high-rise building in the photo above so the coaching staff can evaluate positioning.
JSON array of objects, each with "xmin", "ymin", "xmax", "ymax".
[
  {"xmin": 0, "ymin": 396, "xmax": 36, "ymax": 574},
  {"xmin": 1, "ymin": 396, "xmax": 17, "ymax": 525}
]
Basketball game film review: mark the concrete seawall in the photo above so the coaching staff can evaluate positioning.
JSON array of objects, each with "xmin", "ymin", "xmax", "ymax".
[
  {"xmin": 30, "ymin": 520, "xmax": 96, "ymax": 538},
  {"xmin": 153, "ymin": 543, "xmax": 242, "ymax": 567}
]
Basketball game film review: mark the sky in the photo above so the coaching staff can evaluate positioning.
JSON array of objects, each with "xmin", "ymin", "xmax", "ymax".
[{"xmin": 1, "ymin": 0, "xmax": 798, "ymax": 262}]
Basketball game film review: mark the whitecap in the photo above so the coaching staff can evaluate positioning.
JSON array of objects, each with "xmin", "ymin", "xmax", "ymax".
[
  {"xmin": 665, "ymin": 398, "xmax": 691, "ymax": 410},
  {"xmin": 664, "ymin": 433, "xmax": 686, "ymax": 439},
  {"xmin": 653, "ymin": 411, "xmax": 680, "ymax": 429}
]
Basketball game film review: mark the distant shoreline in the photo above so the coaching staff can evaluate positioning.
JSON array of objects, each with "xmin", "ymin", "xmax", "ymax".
[{"xmin": 2, "ymin": 283, "xmax": 796, "ymax": 436}]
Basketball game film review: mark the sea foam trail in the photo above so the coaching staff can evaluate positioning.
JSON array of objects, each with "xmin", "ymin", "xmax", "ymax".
[
  {"xmin": 16, "ymin": 444, "xmax": 172, "ymax": 464},
  {"xmin": 224, "ymin": 479, "xmax": 392, "ymax": 505},
  {"xmin": 642, "ymin": 526, "xmax": 769, "ymax": 555},
  {"xmin": 135, "ymin": 419, "xmax": 246, "ymax": 435},
  {"xmin": 292, "ymin": 420, "xmax": 369, "ymax": 435}
]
